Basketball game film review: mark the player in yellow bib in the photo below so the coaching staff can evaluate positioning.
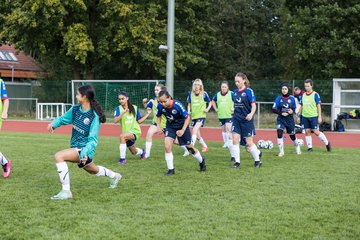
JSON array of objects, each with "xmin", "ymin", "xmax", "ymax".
[
  {"xmin": 187, "ymin": 79, "xmax": 212, "ymax": 153},
  {"xmin": 142, "ymin": 84, "xmax": 167, "ymax": 159},
  {"xmin": 298, "ymin": 79, "xmax": 331, "ymax": 152},
  {"xmin": 0, "ymin": 74, "xmax": 11, "ymax": 178},
  {"xmin": 114, "ymin": 91, "xmax": 151, "ymax": 164}
]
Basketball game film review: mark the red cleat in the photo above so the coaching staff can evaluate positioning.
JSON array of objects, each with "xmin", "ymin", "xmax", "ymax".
[{"xmin": 3, "ymin": 159, "xmax": 11, "ymax": 178}]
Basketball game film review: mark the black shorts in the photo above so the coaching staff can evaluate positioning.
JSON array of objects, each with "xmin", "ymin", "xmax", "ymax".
[
  {"xmin": 126, "ymin": 134, "xmax": 137, "ymax": 147},
  {"xmin": 165, "ymin": 127, "xmax": 192, "ymax": 146},
  {"xmin": 219, "ymin": 118, "xmax": 233, "ymax": 127},
  {"xmin": 76, "ymin": 149, "xmax": 93, "ymax": 168},
  {"xmin": 191, "ymin": 118, "xmax": 206, "ymax": 127}
]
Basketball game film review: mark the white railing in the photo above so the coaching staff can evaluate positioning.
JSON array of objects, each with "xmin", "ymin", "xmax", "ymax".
[{"xmin": 36, "ymin": 103, "xmax": 72, "ymax": 120}]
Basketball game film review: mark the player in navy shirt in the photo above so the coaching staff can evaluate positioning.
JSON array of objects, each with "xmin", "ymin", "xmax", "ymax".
[
  {"xmin": 230, "ymin": 72, "xmax": 262, "ymax": 168},
  {"xmin": 156, "ymin": 90, "xmax": 206, "ymax": 176},
  {"xmin": 272, "ymin": 83, "xmax": 301, "ymax": 157}
]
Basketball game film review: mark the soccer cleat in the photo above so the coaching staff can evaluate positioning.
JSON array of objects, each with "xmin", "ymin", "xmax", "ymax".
[
  {"xmin": 118, "ymin": 158, "xmax": 126, "ymax": 164},
  {"xmin": 254, "ymin": 161, "xmax": 262, "ymax": 168},
  {"xmin": 164, "ymin": 169, "xmax": 175, "ymax": 176},
  {"xmin": 50, "ymin": 190, "xmax": 73, "ymax": 200},
  {"xmin": 2, "ymin": 159, "xmax": 11, "ymax": 178},
  {"xmin": 109, "ymin": 173, "xmax": 122, "ymax": 189},
  {"xmin": 326, "ymin": 142, "xmax": 331, "ymax": 152},
  {"xmin": 307, "ymin": 148, "xmax": 313, "ymax": 152},
  {"xmin": 140, "ymin": 149, "xmax": 146, "ymax": 160},
  {"xmin": 201, "ymin": 146, "xmax": 209, "ymax": 153},
  {"xmin": 229, "ymin": 157, "xmax": 235, "ymax": 162},
  {"xmin": 278, "ymin": 152, "xmax": 284, "ymax": 157},
  {"xmin": 230, "ymin": 162, "xmax": 240, "ymax": 168},
  {"xmin": 199, "ymin": 156, "xmax": 206, "ymax": 172}
]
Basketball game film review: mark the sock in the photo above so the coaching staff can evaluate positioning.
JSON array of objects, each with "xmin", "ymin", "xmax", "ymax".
[
  {"xmin": 96, "ymin": 166, "xmax": 116, "ymax": 178},
  {"xmin": 318, "ymin": 132, "xmax": 329, "ymax": 145},
  {"xmin": 227, "ymin": 139, "xmax": 234, "ymax": 157},
  {"xmin": 136, "ymin": 148, "xmax": 143, "ymax": 156},
  {"xmin": 305, "ymin": 136, "xmax": 312, "ymax": 148},
  {"xmin": 249, "ymin": 144, "xmax": 260, "ymax": 162},
  {"xmin": 56, "ymin": 162, "xmax": 70, "ymax": 191},
  {"xmin": 199, "ymin": 138, "xmax": 207, "ymax": 148},
  {"xmin": 119, "ymin": 144, "xmax": 127, "ymax": 159},
  {"xmin": 192, "ymin": 150, "xmax": 203, "ymax": 163},
  {"xmin": 222, "ymin": 132, "xmax": 227, "ymax": 145},
  {"xmin": 181, "ymin": 145, "xmax": 189, "ymax": 153},
  {"xmin": 191, "ymin": 134, "xmax": 197, "ymax": 145},
  {"xmin": 0, "ymin": 152, "xmax": 8, "ymax": 165},
  {"xmin": 232, "ymin": 143, "xmax": 240, "ymax": 163},
  {"xmin": 277, "ymin": 138, "xmax": 284, "ymax": 154},
  {"xmin": 165, "ymin": 152, "xmax": 174, "ymax": 170},
  {"xmin": 145, "ymin": 141, "xmax": 152, "ymax": 158}
]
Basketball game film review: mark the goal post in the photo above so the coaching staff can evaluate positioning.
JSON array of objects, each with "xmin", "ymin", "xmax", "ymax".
[{"xmin": 71, "ymin": 80, "xmax": 164, "ymax": 117}]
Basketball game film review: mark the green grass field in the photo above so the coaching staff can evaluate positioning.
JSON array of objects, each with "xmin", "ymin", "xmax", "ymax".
[{"xmin": 0, "ymin": 131, "xmax": 359, "ymax": 239}]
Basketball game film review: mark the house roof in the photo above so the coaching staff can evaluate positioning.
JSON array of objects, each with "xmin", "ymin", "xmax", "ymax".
[{"xmin": 0, "ymin": 44, "xmax": 41, "ymax": 79}]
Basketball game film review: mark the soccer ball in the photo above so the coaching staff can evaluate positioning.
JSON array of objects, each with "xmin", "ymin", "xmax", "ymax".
[
  {"xmin": 262, "ymin": 141, "xmax": 269, "ymax": 149},
  {"xmin": 267, "ymin": 140, "xmax": 274, "ymax": 149},
  {"xmin": 297, "ymin": 139, "xmax": 304, "ymax": 146},
  {"xmin": 257, "ymin": 139, "xmax": 265, "ymax": 148}
]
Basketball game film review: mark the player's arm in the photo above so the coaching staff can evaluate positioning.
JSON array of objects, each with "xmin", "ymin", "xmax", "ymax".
[
  {"xmin": 176, "ymin": 116, "xmax": 190, "ymax": 137},
  {"xmin": 246, "ymin": 90, "xmax": 256, "ymax": 121},
  {"xmin": 48, "ymin": 107, "xmax": 73, "ymax": 132},
  {"xmin": 315, "ymin": 93, "xmax": 322, "ymax": 123},
  {"xmin": 137, "ymin": 108, "xmax": 151, "ymax": 124},
  {"xmin": 212, "ymin": 93, "xmax": 218, "ymax": 112},
  {"xmin": 1, "ymin": 98, "xmax": 9, "ymax": 119},
  {"xmin": 204, "ymin": 92, "xmax": 212, "ymax": 113},
  {"xmin": 114, "ymin": 106, "xmax": 126, "ymax": 123},
  {"xmin": 81, "ymin": 114, "xmax": 100, "ymax": 161},
  {"xmin": 272, "ymin": 97, "xmax": 281, "ymax": 115}
]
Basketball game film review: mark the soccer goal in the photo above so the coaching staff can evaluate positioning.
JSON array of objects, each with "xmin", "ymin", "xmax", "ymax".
[{"xmin": 71, "ymin": 80, "xmax": 164, "ymax": 117}]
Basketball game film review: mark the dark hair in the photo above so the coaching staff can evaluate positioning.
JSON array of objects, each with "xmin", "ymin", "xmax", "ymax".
[
  {"xmin": 221, "ymin": 80, "xmax": 229, "ymax": 86},
  {"xmin": 118, "ymin": 91, "xmax": 135, "ymax": 116},
  {"xmin": 235, "ymin": 72, "xmax": 250, "ymax": 87},
  {"xmin": 304, "ymin": 79, "xmax": 313, "ymax": 86},
  {"xmin": 158, "ymin": 90, "xmax": 172, "ymax": 99},
  {"xmin": 78, "ymin": 85, "xmax": 106, "ymax": 123}
]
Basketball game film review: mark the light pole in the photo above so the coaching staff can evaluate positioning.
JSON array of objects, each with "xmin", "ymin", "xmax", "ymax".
[
  {"xmin": 166, "ymin": 0, "xmax": 175, "ymax": 97},
  {"xmin": 9, "ymin": 65, "xmax": 14, "ymax": 82}
]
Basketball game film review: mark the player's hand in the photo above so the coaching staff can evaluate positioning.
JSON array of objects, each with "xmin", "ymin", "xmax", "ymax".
[
  {"xmin": 146, "ymin": 108, "xmax": 152, "ymax": 115},
  {"xmin": 123, "ymin": 108, "xmax": 129, "ymax": 113},
  {"xmin": 296, "ymin": 118, "xmax": 301, "ymax": 124},
  {"xmin": 288, "ymin": 109, "xmax": 293, "ymax": 114},
  {"xmin": 47, "ymin": 124, "xmax": 55, "ymax": 133},
  {"xmin": 176, "ymin": 129, "xmax": 185, "ymax": 137},
  {"xmin": 281, "ymin": 112, "xmax": 289, "ymax": 116},
  {"xmin": 318, "ymin": 116, "xmax": 322, "ymax": 124},
  {"xmin": 142, "ymin": 98, "xmax": 148, "ymax": 104},
  {"xmin": 245, "ymin": 113, "xmax": 253, "ymax": 121},
  {"xmin": 80, "ymin": 155, "xmax": 88, "ymax": 166},
  {"xmin": 204, "ymin": 109, "xmax": 209, "ymax": 113},
  {"xmin": 1, "ymin": 112, "xmax": 8, "ymax": 120}
]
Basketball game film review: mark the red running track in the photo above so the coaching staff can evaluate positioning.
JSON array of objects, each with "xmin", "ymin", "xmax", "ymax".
[{"xmin": 2, "ymin": 120, "xmax": 359, "ymax": 148}]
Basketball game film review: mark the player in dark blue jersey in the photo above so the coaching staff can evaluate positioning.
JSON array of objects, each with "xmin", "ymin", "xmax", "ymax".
[
  {"xmin": 272, "ymin": 83, "xmax": 301, "ymax": 157},
  {"xmin": 230, "ymin": 72, "xmax": 262, "ymax": 168},
  {"xmin": 156, "ymin": 90, "xmax": 206, "ymax": 176},
  {"xmin": 47, "ymin": 85, "xmax": 122, "ymax": 200}
]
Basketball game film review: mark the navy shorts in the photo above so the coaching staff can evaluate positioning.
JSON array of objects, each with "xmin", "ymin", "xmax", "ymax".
[
  {"xmin": 301, "ymin": 116, "xmax": 318, "ymax": 130},
  {"xmin": 232, "ymin": 119, "xmax": 256, "ymax": 146},
  {"xmin": 219, "ymin": 118, "xmax": 233, "ymax": 127},
  {"xmin": 191, "ymin": 118, "xmax": 206, "ymax": 127},
  {"xmin": 276, "ymin": 117, "xmax": 295, "ymax": 135},
  {"xmin": 165, "ymin": 127, "xmax": 192, "ymax": 146},
  {"xmin": 126, "ymin": 134, "xmax": 137, "ymax": 147},
  {"xmin": 76, "ymin": 149, "xmax": 93, "ymax": 168}
]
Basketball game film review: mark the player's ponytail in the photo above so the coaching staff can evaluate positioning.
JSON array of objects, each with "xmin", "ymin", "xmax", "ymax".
[
  {"xmin": 78, "ymin": 85, "xmax": 106, "ymax": 123},
  {"xmin": 118, "ymin": 91, "xmax": 135, "ymax": 116}
]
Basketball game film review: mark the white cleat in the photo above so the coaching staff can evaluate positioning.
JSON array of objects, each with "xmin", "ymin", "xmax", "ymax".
[
  {"xmin": 278, "ymin": 152, "xmax": 284, "ymax": 157},
  {"xmin": 183, "ymin": 151, "xmax": 190, "ymax": 157},
  {"xmin": 109, "ymin": 173, "xmax": 122, "ymax": 189},
  {"xmin": 51, "ymin": 190, "xmax": 73, "ymax": 200}
]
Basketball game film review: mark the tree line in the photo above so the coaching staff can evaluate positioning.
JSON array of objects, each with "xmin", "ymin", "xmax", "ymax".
[{"xmin": 1, "ymin": 0, "xmax": 359, "ymax": 81}]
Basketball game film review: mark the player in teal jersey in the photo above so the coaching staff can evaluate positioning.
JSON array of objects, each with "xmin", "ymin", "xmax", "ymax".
[
  {"xmin": 212, "ymin": 81, "xmax": 236, "ymax": 161},
  {"xmin": 47, "ymin": 85, "xmax": 122, "ymax": 200},
  {"xmin": 142, "ymin": 84, "xmax": 167, "ymax": 159},
  {"xmin": 298, "ymin": 79, "xmax": 331, "ymax": 152},
  {"xmin": 115, "ymin": 91, "xmax": 151, "ymax": 164},
  {"xmin": 0, "ymin": 73, "xmax": 12, "ymax": 178},
  {"xmin": 187, "ymin": 79, "xmax": 212, "ymax": 154}
]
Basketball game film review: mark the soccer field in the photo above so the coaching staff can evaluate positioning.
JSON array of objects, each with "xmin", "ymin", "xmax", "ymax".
[{"xmin": 0, "ymin": 131, "xmax": 359, "ymax": 239}]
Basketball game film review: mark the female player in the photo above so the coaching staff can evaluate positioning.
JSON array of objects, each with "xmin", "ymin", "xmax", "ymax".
[
  {"xmin": 230, "ymin": 72, "xmax": 262, "ymax": 168},
  {"xmin": 212, "ymin": 81, "xmax": 234, "ymax": 157},
  {"xmin": 0, "ymin": 74, "xmax": 11, "ymax": 178},
  {"xmin": 156, "ymin": 90, "xmax": 206, "ymax": 176},
  {"xmin": 142, "ymin": 84, "xmax": 167, "ymax": 159},
  {"xmin": 272, "ymin": 83, "xmax": 301, "ymax": 156},
  {"xmin": 115, "ymin": 91, "xmax": 151, "ymax": 164},
  {"xmin": 187, "ymin": 79, "xmax": 211, "ymax": 153},
  {"xmin": 47, "ymin": 85, "xmax": 122, "ymax": 200}
]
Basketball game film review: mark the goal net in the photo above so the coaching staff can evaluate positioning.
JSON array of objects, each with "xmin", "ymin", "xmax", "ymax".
[{"xmin": 71, "ymin": 80, "xmax": 164, "ymax": 117}]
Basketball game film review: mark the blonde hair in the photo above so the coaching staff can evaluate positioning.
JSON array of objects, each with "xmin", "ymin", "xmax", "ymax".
[
  {"xmin": 235, "ymin": 72, "xmax": 250, "ymax": 87},
  {"xmin": 192, "ymin": 78, "xmax": 204, "ymax": 95}
]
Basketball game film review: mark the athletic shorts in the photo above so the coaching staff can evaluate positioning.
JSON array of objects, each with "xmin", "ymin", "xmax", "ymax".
[
  {"xmin": 191, "ymin": 118, "xmax": 205, "ymax": 127},
  {"xmin": 126, "ymin": 134, "xmax": 137, "ymax": 147},
  {"xmin": 76, "ymin": 148, "xmax": 93, "ymax": 168},
  {"xmin": 301, "ymin": 116, "xmax": 318, "ymax": 130},
  {"xmin": 219, "ymin": 118, "xmax": 233, "ymax": 127},
  {"xmin": 232, "ymin": 119, "xmax": 255, "ymax": 146},
  {"xmin": 165, "ymin": 127, "xmax": 192, "ymax": 146},
  {"xmin": 276, "ymin": 117, "xmax": 295, "ymax": 135}
]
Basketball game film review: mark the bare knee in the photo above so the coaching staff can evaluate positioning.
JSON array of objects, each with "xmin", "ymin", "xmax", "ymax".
[{"xmin": 54, "ymin": 152, "xmax": 64, "ymax": 163}]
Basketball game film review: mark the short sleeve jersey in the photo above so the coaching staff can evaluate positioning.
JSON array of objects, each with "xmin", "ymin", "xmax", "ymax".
[
  {"xmin": 233, "ymin": 87, "xmax": 256, "ymax": 121},
  {"xmin": 114, "ymin": 105, "xmax": 142, "ymax": 139},
  {"xmin": 147, "ymin": 97, "xmax": 167, "ymax": 128},
  {"xmin": 300, "ymin": 91, "xmax": 321, "ymax": 118},
  {"xmin": 213, "ymin": 91, "xmax": 234, "ymax": 119},
  {"xmin": 0, "ymin": 79, "xmax": 9, "ymax": 114},
  {"xmin": 156, "ymin": 99, "xmax": 188, "ymax": 129},
  {"xmin": 187, "ymin": 91, "xmax": 211, "ymax": 119}
]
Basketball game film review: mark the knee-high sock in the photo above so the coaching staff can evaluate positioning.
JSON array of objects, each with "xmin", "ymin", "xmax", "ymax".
[
  {"xmin": 249, "ymin": 144, "xmax": 260, "ymax": 162},
  {"xmin": 199, "ymin": 138, "xmax": 207, "ymax": 148},
  {"xmin": 96, "ymin": 166, "xmax": 116, "ymax": 178},
  {"xmin": 192, "ymin": 150, "xmax": 203, "ymax": 163},
  {"xmin": 165, "ymin": 152, "xmax": 174, "ymax": 170},
  {"xmin": 191, "ymin": 134, "xmax": 197, "ymax": 145},
  {"xmin": 227, "ymin": 139, "xmax": 234, "ymax": 157},
  {"xmin": 181, "ymin": 145, "xmax": 189, "ymax": 153},
  {"xmin": 232, "ymin": 143, "xmax": 240, "ymax": 163},
  {"xmin": 222, "ymin": 132, "xmax": 227, "ymax": 144},
  {"xmin": 119, "ymin": 144, "xmax": 127, "ymax": 159},
  {"xmin": 136, "ymin": 148, "xmax": 143, "ymax": 156},
  {"xmin": 305, "ymin": 136, "xmax": 312, "ymax": 148},
  {"xmin": 0, "ymin": 152, "xmax": 8, "ymax": 165},
  {"xmin": 145, "ymin": 141, "xmax": 152, "ymax": 158},
  {"xmin": 56, "ymin": 162, "xmax": 70, "ymax": 191},
  {"xmin": 277, "ymin": 138, "xmax": 284, "ymax": 154},
  {"xmin": 318, "ymin": 132, "xmax": 329, "ymax": 145}
]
